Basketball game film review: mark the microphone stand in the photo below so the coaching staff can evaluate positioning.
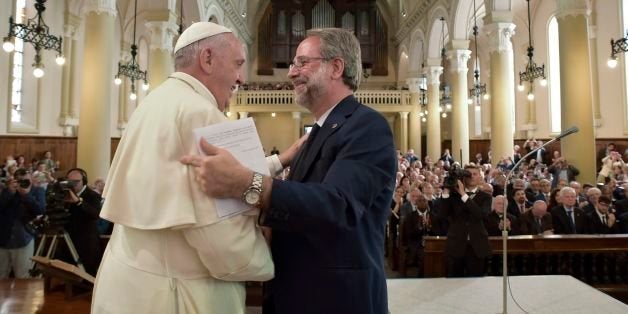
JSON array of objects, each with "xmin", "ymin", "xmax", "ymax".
[{"xmin": 500, "ymin": 127, "xmax": 577, "ymax": 314}]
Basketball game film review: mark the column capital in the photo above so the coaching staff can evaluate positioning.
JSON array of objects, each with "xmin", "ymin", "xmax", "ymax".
[
  {"xmin": 145, "ymin": 21, "xmax": 178, "ymax": 52},
  {"xmin": 406, "ymin": 77, "xmax": 422, "ymax": 93},
  {"xmin": 63, "ymin": 12, "xmax": 82, "ymax": 38},
  {"xmin": 426, "ymin": 66, "xmax": 443, "ymax": 86},
  {"xmin": 399, "ymin": 111, "xmax": 409, "ymax": 119},
  {"xmin": 292, "ymin": 111, "xmax": 302, "ymax": 119},
  {"xmin": 483, "ymin": 22, "xmax": 516, "ymax": 54},
  {"xmin": 588, "ymin": 25, "xmax": 597, "ymax": 39},
  {"xmin": 447, "ymin": 49, "xmax": 471, "ymax": 74},
  {"xmin": 119, "ymin": 46, "xmax": 132, "ymax": 62},
  {"xmin": 556, "ymin": 0, "xmax": 590, "ymax": 20},
  {"xmin": 82, "ymin": 0, "xmax": 117, "ymax": 17}
]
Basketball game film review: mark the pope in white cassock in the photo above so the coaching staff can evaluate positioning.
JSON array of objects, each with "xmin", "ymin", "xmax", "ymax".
[{"xmin": 91, "ymin": 22, "xmax": 286, "ymax": 313}]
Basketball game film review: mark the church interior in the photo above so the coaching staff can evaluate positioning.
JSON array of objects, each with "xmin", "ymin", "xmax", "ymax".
[{"xmin": 1, "ymin": 0, "xmax": 628, "ymax": 313}]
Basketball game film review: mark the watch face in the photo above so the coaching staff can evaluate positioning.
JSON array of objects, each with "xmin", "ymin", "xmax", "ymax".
[{"xmin": 245, "ymin": 190, "xmax": 260, "ymax": 205}]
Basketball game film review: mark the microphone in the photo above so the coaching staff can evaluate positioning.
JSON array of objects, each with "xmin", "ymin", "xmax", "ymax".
[{"xmin": 555, "ymin": 126, "xmax": 579, "ymax": 140}]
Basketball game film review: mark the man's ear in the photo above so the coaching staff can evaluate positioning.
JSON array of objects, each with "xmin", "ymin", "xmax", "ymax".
[
  {"xmin": 199, "ymin": 47, "xmax": 213, "ymax": 73},
  {"xmin": 329, "ymin": 57, "xmax": 344, "ymax": 80}
]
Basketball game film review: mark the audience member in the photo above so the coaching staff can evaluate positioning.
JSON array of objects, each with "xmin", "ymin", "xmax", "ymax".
[
  {"xmin": 549, "ymin": 158, "xmax": 579, "ymax": 188},
  {"xmin": 550, "ymin": 187, "xmax": 585, "ymax": 234},
  {"xmin": 0, "ymin": 169, "xmax": 45, "ymax": 278},
  {"xmin": 584, "ymin": 196, "xmax": 620, "ymax": 234},
  {"xmin": 56, "ymin": 168, "xmax": 103, "ymax": 276},
  {"xmin": 440, "ymin": 164, "xmax": 491, "ymax": 277},
  {"xmin": 484, "ymin": 195, "xmax": 516, "ymax": 236},
  {"xmin": 517, "ymin": 200, "xmax": 554, "ymax": 235}
]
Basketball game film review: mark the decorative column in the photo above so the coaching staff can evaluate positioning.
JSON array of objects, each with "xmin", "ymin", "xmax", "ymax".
[
  {"xmin": 292, "ymin": 111, "xmax": 302, "ymax": 141},
  {"xmin": 556, "ymin": 0, "xmax": 596, "ymax": 184},
  {"xmin": 588, "ymin": 12, "xmax": 602, "ymax": 126},
  {"xmin": 447, "ymin": 43, "xmax": 471, "ymax": 165},
  {"xmin": 146, "ymin": 20, "xmax": 177, "ymax": 87},
  {"xmin": 484, "ymin": 19, "xmax": 516, "ymax": 167},
  {"xmin": 77, "ymin": 0, "xmax": 116, "ymax": 180},
  {"xmin": 58, "ymin": 12, "xmax": 81, "ymax": 136},
  {"xmin": 239, "ymin": 111, "xmax": 249, "ymax": 119},
  {"xmin": 385, "ymin": 115, "xmax": 398, "ymax": 148},
  {"xmin": 406, "ymin": 78, "xmax": 422, "ymax": 154},
  {"xmin": 524, "ymin": 95, "xmax": 537, "ymax": 139},
  {"xmin": 426, "ymin": 63, "xmax": 443, "ymax": 162},
  {"xmin": 398, "ymin": 112, "xmax": 409, "ymax": 153}
]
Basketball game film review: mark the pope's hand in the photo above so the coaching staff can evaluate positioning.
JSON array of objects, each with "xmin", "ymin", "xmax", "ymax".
[{"xmin": 180, "ymin": 139, "xmax": 251, "ymax": 199}]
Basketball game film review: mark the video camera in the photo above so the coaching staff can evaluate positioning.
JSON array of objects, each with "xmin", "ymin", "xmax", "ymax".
[
  {"xmin": 443, "ymin": 165, "xmax": 472, "ymax": 191},
  {"xmin": 25, "ymin": 180, "xmax": 79, "ymax": 235}
]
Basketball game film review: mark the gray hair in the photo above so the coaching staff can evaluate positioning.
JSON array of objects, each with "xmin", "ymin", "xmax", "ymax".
[
  {"xmin": 559, "ymin": 186, "xmax": 576, "ymax": 197},
  {"xmin": 307, "ymin": 28, "xmax": 362, "ymax": 91},
  {"xmin": 174, "ymin": 34, "xmax": 231, "ymax": 70}
]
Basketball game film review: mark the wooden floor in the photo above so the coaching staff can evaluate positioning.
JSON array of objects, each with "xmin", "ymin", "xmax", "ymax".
[
  {"xmin": 0, "ymin": 279, "xmax": 266, "ymax": 314},
  {"xmin": 0, "ymin": 279, "xmax": 91, "ymax": 314}
]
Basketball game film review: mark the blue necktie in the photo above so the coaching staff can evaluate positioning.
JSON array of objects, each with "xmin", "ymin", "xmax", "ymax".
[
  {"xmin": 566, "ymin": 209, "xmax": 575, "ymax": 233},
  {"xmin": 288, "ymin": 124, "xmax": 320, "ymax": 180}
]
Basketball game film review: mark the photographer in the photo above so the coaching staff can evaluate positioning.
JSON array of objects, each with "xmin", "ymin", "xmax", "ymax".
[
  {"xmin": 0, "ymin": 169, "xmax": 45, "ymax": 278},
  {"xmin": 439, "ymin": 164, "xmax": 492, "ymax": 277},
  {"xmin": 56, "ymin": 168, "xmax": 103, "ymax": 276}
]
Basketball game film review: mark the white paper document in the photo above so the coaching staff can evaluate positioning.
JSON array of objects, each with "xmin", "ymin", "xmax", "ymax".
[{"xmin": 193, "ymin": 117, "xmax": 269, "ymax": 219}]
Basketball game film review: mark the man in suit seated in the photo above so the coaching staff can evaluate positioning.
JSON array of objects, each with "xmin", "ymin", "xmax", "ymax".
[
  {"xmin": 507, "ymin": 188, "xmax": 531, "ymax": 218},
  {"xmin": 550, "ymin": 187, "xmax": 586, "ymax": 234},
  {"xmin": 401, "ymin": 194, "xmax": 433, "ymax": 277},
  {"xmin": 584, "ymin": 196, "xmax": 620, "ymax": 234},
  {"xmin": 581, "ymin": 187, "xmax": 602, "ymax": 214},
  {"xmin": 535, "ymin": 179, "xmax": 552, "ymax": 202},
  {"xmin": 525, "ymin": 178, "xmax": 541, "ymax": 203},
  {"xmin": 517, "ymin": 200, "xmax": 554, "ymax": 235},
  {"xmin": 399, "ymin": 188, "xmax": 421, "ymax": 221},
  {"xmin": 484, "ymin": 195, "xmax": 517, "ymax": 236},
  {"xmin": 613, "ymin": 183, "xmax": 628, "ymax": 218}
]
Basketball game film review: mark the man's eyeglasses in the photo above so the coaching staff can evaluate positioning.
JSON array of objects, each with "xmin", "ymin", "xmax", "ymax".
[{"xmin": 289, "ymin": 56, "xmax": 329, "ymax": 70}]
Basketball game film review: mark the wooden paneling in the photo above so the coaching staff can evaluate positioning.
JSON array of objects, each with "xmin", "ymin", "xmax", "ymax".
[
  {"xmin": 0, "ymin": 137, "xmax": 120, "ymax": 175},
  {"xmin": 1, "ymin": 136, "xmax": 625, "ymax": 175}
]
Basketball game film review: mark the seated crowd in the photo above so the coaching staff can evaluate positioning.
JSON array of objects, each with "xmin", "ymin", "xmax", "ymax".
[{"xmin": 390, "ymin": 143, "xmax": 628, "ymax": 277}]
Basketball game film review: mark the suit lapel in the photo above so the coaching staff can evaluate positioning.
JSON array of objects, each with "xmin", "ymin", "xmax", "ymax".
[{"xmin": 291, "ymin": 96, "xmax": 359, "ymax": 182}]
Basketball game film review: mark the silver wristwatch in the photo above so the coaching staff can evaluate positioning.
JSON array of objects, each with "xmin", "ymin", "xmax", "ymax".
[{"xmin": 242, "ymin": 172, "xmax": 263, "ymax": 207}]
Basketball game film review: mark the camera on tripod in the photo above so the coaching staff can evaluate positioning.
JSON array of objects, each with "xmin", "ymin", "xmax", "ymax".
[
  {"xmin": 25, "ymin": 180, "xmax": 78, "ymax": 235},
  {"xmin": 443, "ymin": 166, "xmax": 472, "ymax": 191}
]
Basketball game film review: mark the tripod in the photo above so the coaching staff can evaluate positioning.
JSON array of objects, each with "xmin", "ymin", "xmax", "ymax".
[{"xmin": 31, "ymin": 228, "xmax": 85, "ymax": 275}]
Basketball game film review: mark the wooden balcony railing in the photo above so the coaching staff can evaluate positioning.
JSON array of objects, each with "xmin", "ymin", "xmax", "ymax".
[{"xmin": 232, "ymin": 89, "xmax": 411, "ymax": 109}]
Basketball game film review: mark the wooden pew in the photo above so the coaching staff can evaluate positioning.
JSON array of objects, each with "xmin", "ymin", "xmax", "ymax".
[{"xmin": 423, "ymin": 234, "xmax": 628, "ymax": 303}]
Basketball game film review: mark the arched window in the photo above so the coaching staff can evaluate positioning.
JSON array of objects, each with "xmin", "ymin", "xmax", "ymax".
[
  {"xmin": 10, "ymin": 0, "xmax": 26, "ymax": 123},
  {"xmin": 548, "ymin": 16, "xmax": 561, "ymax": 134}
]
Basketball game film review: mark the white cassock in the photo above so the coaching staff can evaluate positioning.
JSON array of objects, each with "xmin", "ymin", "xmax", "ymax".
[{"xmin": 91, "ymin": 72, "xmax": 274, "ymax": 314}]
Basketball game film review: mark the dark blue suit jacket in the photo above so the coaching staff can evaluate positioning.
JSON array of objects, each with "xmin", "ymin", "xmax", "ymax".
[{"xmin": 262, "ymin": 95, "xmax": 396, "ymax": 314}]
